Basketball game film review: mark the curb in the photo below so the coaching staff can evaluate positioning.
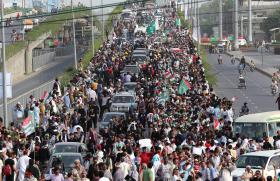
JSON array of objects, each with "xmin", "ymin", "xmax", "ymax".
[{"xmin": 225, "ymin": 52, "xmax": 272, "ymax": 78}]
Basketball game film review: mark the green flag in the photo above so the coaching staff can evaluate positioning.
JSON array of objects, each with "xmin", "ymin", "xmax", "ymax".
[
  {"xmin": 146, "ymin": 21, "xmax": 156, "ymax": 36},
  {"xmin": 176, "ymin": 18, "xmax": 181, "ymax": 27},
  {"xmin": 178, "ymin": 79, "xmax": 191, "ymax": 95}
]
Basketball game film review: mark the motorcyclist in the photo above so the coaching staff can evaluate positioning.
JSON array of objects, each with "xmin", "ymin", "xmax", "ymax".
[
  {"xmin": 271, "ymin": 80, "xmax": 278, "ymax": 94},
  {"xmin": 240, "ymin": 102, "xmax": 249, "ymax": 115},
  {"xmin": 272, "ymin": 73, "xmax": 279, "ymax": 83},
  {"xmin": 240, "ymin": 56, "xmax": 246, "ymax": 70},
  {"xmin": 249, "ymin": 60, "xmax": 255, "ymax": 69},
  {"xmin": 231, "ymin": 55, "xmax": 235, "ymax": 64},
  {"xmin": 218, "ymin": 54, "xmax": 223, "ymax": 64}
]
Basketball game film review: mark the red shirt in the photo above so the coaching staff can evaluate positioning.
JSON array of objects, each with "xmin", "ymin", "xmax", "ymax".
[{"xmin": 140, "ymin": 152, "xmax": 152, "ymax": 165}]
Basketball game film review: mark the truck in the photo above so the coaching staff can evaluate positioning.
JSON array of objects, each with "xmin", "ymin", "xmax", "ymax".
[{"xmin": 23, "ymin": 19, "xmax": 33, "ymax": 32}]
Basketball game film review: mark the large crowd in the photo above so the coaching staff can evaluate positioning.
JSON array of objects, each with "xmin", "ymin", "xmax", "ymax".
[{"xmin": 1, "ymin": 2, "xmax": 280, "ymax": 181}]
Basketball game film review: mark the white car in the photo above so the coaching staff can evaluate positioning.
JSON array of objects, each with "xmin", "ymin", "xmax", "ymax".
[
  {"xmin": 238, "ymin": 39, "xmax": 247, "ymax": 46},
  {"xmin": 232, "ymin": 150, "xmax": 280, "ymax": 181}
]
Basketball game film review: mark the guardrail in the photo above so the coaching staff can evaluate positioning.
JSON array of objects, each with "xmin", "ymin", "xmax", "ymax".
[{"xmin": 0, "ymin": 80, "xmax": 54, "ymax": 124}]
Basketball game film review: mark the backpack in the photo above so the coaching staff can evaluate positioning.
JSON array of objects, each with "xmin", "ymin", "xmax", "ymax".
[{"xmin": 3, "ymin": 164, "xmax": 12, "ymax": 176}]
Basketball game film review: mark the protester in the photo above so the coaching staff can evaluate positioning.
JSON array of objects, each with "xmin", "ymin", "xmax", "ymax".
[{"xmin": 0, "ymin": 3, "xmax": 280, "ymax": 181}]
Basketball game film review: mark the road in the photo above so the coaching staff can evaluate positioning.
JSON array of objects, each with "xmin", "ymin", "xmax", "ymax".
[
  {"xmin": 207, "ymin": 53, "xmax": 277, "ymax": 115},
  {"xmin": 0, "ymin": 20, "xmax": 21, "ymax": 45},
  {"xmin": 10, "ymin": 1, "xmax": 125, "ymax": 98},
  {"xmin": 12, "ymin": 53, "xmax": 81, "ymax": 98}
]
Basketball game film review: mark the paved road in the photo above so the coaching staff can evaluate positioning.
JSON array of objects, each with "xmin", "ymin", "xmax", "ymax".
[
  {"xmin": 0, "ymin": 20, "xmax": 21, "ymax": 45},
  {"xmin": 11, "ymin": 52, "xmax": 83, "ymax": 98},
  {"xmin": 207, "ymin": 53, "xmax": 277, "ymax": 115}
]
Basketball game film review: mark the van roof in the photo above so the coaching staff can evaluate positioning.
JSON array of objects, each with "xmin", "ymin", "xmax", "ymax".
[
  {"xmin": 241, "ymin": 150, "xmax": 280, "ymax": 157},
  {"xmin": 235, "ymin": 111, "xmax": 280, "ymax": 123}
]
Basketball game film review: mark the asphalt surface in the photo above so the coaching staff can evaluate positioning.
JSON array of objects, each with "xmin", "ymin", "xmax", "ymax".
[
  {"xmin": 11, "ymin": 52, "xmax": 84, "ymax": 98},
  {"xmin": 0, "ymin": 20, "xmax": 21, "ymax": 45},
  {"xmin": 207, "ymin": 52, "xmax": 278, "ymax": 115}
]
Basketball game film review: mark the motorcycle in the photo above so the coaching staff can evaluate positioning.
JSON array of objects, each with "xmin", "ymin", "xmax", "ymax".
[
  {"xmin": 249, "ymin": 64, "xmax": 255, "ymax": 72},
  {"xmin": 231, "ymin": 58, "xmax": 235, "ymax": 65},
  {"xmin": 271, "ymin": 84, "xmax": 278, "ymax": 95},
  {"xmin": 218, "ymin": 58, "xmax": 223, "ymax": 64}
]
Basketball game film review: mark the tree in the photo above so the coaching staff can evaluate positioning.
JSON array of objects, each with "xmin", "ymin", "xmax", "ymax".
[
  {"xmin": 199, "ymin": 0, "xmax": 233, "ymax": 37},
  {"xmin": 261, "ymin": 10, "xmax": 280, "ymax": 40}
]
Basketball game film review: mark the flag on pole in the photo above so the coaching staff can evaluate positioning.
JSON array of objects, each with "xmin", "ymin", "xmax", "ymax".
[
  {"xmin": 22, "ymin": 116, "xmax": 35, "ymax": 136},
  {"xmin": 40, "ymin": 91, "xmax": 49, "ymax": 100},
  {"xmin": 214, "ymin": 118, "xmax": 220, "ymax": 130},
  {"xmin": 175, "ymin": 18, "xmax": 181, "ymax": 27},
  {"xmin": 178, "ymin": 79, "xmax": 191, "ymax": 95},
  {"xmin": 164, "ymin": 71, "xmax": 172, "ymax": 79}
]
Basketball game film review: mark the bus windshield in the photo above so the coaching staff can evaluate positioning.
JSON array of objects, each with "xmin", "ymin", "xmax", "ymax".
[{"xmin": 234, "ymin": 122, "xmax": 266, "ymax": 139}]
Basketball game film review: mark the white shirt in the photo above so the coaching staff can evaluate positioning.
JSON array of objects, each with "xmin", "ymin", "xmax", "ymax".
[
  {"xmin": 119, "ymin": 162, "xmax": 130, "ymax": 177},
  {"xmin": 17, "ymin": 155, "xmax": 31, "ymax": 181},
  {"xmin": 99, "ymin": 177, "xmax": 110, "ymax": 181},
  {"xmin": 276, "ymin": 139, "xmax": 280, "ymax": 149},
  {"xmin": 87, "ymin": 88, "xmax": 97, "ymax": 101}
]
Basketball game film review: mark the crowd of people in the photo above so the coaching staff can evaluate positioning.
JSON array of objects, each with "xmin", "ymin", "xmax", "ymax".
[{"xmin": 2, "ymin": 2, "xmax": 280, "ymax": 181}]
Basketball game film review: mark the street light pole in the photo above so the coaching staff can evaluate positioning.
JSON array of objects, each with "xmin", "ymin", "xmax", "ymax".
[
  {"xmin": 234, "ymin": 0, "xmax": 239, "ymax": 50},
  {"xmin": 1, "ymin": 1, "xmax": 7, "ymax": 127},
  {"xmin": 71, "ymin": 0, "xmax": 78, "ymax": 69},
  {"xmin": 91, "ymin": 0, "xmax": 95, "ymax": 56},
  {"xmin": 219, "ymin": 0, "xmax": 223, "ymax": 40},
  {"xmin": 196, "ymin": 0, "xmax": 200, "ymax": 52},
  {"xmin": 101, "ymin": 0, "xmax": 104, "ymax": 41},
  {"xmin": 248, "ymin": 0, "xmax": 252, "ymax": 44}
]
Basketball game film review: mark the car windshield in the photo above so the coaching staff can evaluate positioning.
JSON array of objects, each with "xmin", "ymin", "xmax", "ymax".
[
  {"xmin": 103, "ymin": 114, "xmax": 125, "ymax": 122},
  {"xmin": 52, "ymin": 155, "xmax": 82, "ymax": 173},
  {"xmin": 54, "ymin": 145, "xmax": 77, "ymax": 153},
  {"xmin": 124, "ymin": 66, "xmax": 139, "ymax": 74},
  {"xmin": 236, "ymin": 156, "xmax": 268, "ymax": 169},
  {"xmin": 112, "ymin": 96, "xmax": 134, "ymax": 103},
  {"xmin": 124, "ymin": 84, "xmax": 136, "ymax": 91},
  {"xmin": 234, "ymin": 122, "xmax": 266, "ymax": 139}
]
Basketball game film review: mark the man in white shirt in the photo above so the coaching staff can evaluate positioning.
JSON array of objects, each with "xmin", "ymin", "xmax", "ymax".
[
  {"xmin": 119, "ymin": 157, "xmax": 131, "ymax": 177},
  {"xmin": 17, "ymin": 150, "xmax": 30, "ymax": 181},
  {"xmin": 87, "ymin": 87, "xmax": 97, "ymax": 102},
  {"xmin": 124, "ymin": 73, "xmax": 132, "ymax": 83}
]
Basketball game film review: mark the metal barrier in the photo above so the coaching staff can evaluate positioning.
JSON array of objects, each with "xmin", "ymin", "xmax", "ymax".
[
  {"xmin": 32, "ymin": 48, "xmax": 56, "ymax": 71},
  {"xmin": 0, "ymin": 80, "xmax": 54, "ymax": 124},
  {"xmin": 55, "ymin": 46, "xmax": 74, "ymax": 57}
]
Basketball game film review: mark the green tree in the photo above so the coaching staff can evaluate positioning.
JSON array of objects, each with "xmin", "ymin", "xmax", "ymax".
[
  {"xmin": 260, "ymin": 10, "xmax": 280, "ymax": 40},
  {"xmin": 199, "ymin": 0, "xmax": 233, "ymax": 37}
]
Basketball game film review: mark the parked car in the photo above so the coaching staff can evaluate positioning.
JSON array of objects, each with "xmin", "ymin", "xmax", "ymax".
[
  {"xmin": 50, "ymin": 142, "xmax": 88, "ymax": 157},
  {"xmin": 110, "ymin": 92, "xmax": 137, "ymax": 112},
  {"xmin": 45, "ymin": 153, "xmax": 84, "ymax": 180},
  {"xmin": 232, "ymin": 150, "xmax": 280, "ymax": 180}
]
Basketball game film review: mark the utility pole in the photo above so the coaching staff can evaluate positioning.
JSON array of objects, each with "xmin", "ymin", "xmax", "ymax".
[
  {"xmin": 234, "ymin": 0, "xmax": 239, "ymax": 50},
  {"xmin": 101, "ymin": 0, "xmax": 104, "ymax": 41},
  {"xmin": 219, "ymin": 0, "xmax": 223, "ymax": 40},
  {"xmin": 91, "ymin": 0, "xmax": 95, "ymax": 56},
  {"xmin": 248, "ymin": 0, "xmax": 252, "ymax": 44},
  {"xmin": 71, "ymin": 0, "xmax": 78, "ymax": 69},
  {"xmin": 1, "ymin": 1, "xmax": 7, "ymax": 127},
  {"xmin": 241, "ymin": 16, "xmax": 243, "ymax": 36},
  {"xmin": 196, "ymin": 0, "xmax": 200, "ymax": 51}
]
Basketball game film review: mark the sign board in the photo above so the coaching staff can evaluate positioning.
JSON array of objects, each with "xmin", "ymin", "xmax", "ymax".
[
  {"xmin": 0, "ymin": 73, "xmax": 12, "ymax": 98},
  {"xmin": 139, "ymin": 139, "xmax": 152, "ymax": 148}
]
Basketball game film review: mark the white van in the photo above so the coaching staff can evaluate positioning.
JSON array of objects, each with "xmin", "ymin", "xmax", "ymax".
[
  {"xmin": 232, "ymin": 150, "xmax": 280, "ymax": 180},
  {"xmin": 233, "ymin": 111, "xmax": 280, "ymax": 140}
]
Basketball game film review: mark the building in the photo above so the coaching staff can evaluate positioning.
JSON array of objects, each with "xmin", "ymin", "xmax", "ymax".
[{"xmin": 234, "ymin": 0, "xmax": 280, "ymax": 41}]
